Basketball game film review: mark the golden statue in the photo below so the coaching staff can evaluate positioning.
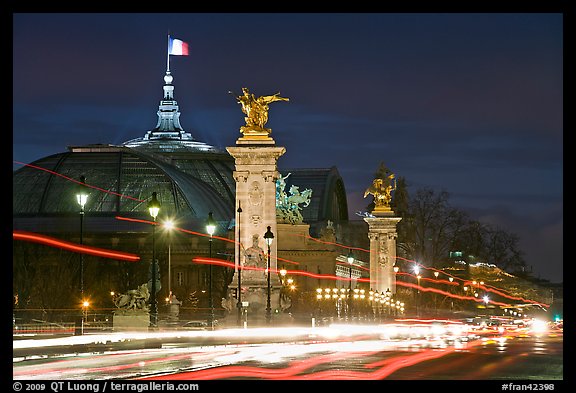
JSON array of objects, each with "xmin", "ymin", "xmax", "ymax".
[
  {"xmin": 364, "ymin": 172, "xmax": 396, "ymax": 213},
  {"xmin": 233, "ymin": 87, "xmax": 289, "ymax": 137}
]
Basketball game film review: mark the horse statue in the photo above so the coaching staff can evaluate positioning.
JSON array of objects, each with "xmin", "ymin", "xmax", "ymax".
[
  {"xmin": 113, "ymin": 283, "xmax": 150, "ymax": 311},
  {"xmin": 276, "ymin": 182, "xmax": 313, "ymax": 224},
  {"xmin": 287, "ymin": 187, "xmax": 312, "ymax": 208}
]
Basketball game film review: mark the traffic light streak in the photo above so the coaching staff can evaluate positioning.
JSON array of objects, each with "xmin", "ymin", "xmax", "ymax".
[
  {"xmin": 13, "ymin": 161, "xmax": 143, "ymax": 202},
  {"xmin": 191, "ymin": 257, "xmax": 517, "ymax": 307},
  {"xmin": 13, "ymin": 230, "xmax": 140, "ymax": 262}
]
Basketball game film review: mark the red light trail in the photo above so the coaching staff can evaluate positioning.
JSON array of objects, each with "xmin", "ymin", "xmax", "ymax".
[
  {"xmin": 13, "ymin": 230, "xmax": 140, "ymax": 262},
  {"xmin": 190, "ymin": 257, "xmax": 527, "ymax": 308},
  {"xmin": 13, "ymin": 161, "xmax": 143, "ymax": 202},
  {"xmin": 140, "ymin": 341, "xmax": 486, "ymax": 380},
  {"xmin": 193, "ymin": 258, "xmax": 354, "ymax": 282},
  {"xmin": 289, "ymin": 234, "xmax": 538, "ymax": 306}
]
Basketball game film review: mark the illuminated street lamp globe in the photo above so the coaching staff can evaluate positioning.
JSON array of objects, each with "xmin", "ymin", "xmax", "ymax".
[
  {"xmin": 206, "ymin": 212, "xmax": 216, "ymax": 236},
  {"xmin": 147, "ymin": 192, "xmax": 161, "ymax": 329},
  {"xmin": 148, "ymin": 192, "xmax": 161, "ymax": 219},
  {"xmin": 76, "ymin": 176, "xmax": 89, "ymax": 210}
]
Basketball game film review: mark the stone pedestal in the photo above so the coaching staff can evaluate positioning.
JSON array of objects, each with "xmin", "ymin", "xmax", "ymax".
[
  {"xmin": 167, "ymin": 295, "xmax": 181, "ymax": 321},
  {"xmin": 364, "ymin": 212, "xmax": 402, "ymax": 294},
  {"xmin": 223, "ymin": 284, "xmax": 286, "ymax": 326},
  {"xmin": 276, "ymin": 223, "xmax": 310, "ymax": 250},
  {"xmin": 112, "ymin": 311, "xmax": 150, "ymax": 331},
  {"xmin": 225, "ymin": 134, "xmax": 286, "ymax": 324}
]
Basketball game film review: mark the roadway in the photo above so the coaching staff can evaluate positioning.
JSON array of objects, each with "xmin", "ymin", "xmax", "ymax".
[{"xmin": 13, "ymin": 320, "xmax": 563, "ymax": 381}]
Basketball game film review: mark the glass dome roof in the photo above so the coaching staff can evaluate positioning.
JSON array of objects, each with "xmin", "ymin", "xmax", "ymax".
[{"xmin": 12, "ymin": 145, "xmax": 235, "ymax": 224}]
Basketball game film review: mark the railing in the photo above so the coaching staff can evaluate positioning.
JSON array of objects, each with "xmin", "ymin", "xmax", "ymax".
[{"xmin": 13, "ymin": 322, "xmax": 75, "ymax": 335}]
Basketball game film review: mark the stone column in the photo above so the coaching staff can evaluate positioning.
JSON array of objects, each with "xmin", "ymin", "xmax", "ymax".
[
  {"xmin": 364, "ymin": 213, "xmax": 402, "ymax": 294},
  {"xmin": 225, "ymin": 138, "xmax": 285, "ymax": 323}
]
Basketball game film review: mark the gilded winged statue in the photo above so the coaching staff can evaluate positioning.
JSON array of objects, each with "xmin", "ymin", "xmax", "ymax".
[
  {"xmin": 364, "ymin": 172, "xmax": 396, "ymax": 212},
  {"xmin": 234, "ymin": 87, "xmax": 289, "ymax": 135}
]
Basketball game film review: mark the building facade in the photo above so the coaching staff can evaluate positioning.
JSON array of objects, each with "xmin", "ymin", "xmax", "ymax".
[{"xmin": 12, "ymin": 70, "xmax": 369, "ymax": 322}]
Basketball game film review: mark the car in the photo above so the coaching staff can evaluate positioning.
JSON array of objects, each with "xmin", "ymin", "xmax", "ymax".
[
  {"xmin": 180, "ymin": 319, "xmax": 219, "ymax": 330},
  {"xmin": 181, "ymin": 320, "xmax": 209, "ymax": 330}
]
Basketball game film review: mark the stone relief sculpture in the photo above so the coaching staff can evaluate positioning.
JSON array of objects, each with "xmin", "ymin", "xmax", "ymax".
[
  {"xmin": 248, "ymin": 181, "xmax": 263, "ymax": 206},
  {"xmin": 113, "ymin": 284, "xmax": 150, "ymax": 311},
  {"xmin": 243, "ymin": 234, "xmax": 267, "ymax": 281},
  {"xmin": 276, "ymin": 174, "xmax": 312, "ymax": 224}
]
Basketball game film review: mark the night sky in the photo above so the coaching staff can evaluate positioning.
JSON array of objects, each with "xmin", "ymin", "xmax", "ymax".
[{"xmin": 12, "ymin": 13, "xmax": 563, "ymax": 283}]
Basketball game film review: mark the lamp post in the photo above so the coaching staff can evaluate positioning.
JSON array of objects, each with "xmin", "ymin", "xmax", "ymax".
[
  {"xmin": 76, "ymin": 176, "xmax": 89, "ymax": 299},
  {"xmin": 206, "ymin": 212, "xmax": 217, "ymax": 330},
  {"xmin": 264, "ymin": 226, "xmax": 274, "ymax": 325},
  {"xmin": 347, "ymin": 249, "xmax": 354, "ymax": 320},
  {"xmin": 148, "ymin": 192, "xmax": 161, "ymax": 329},
  {"xmin": 393, "ymin": 265, "xmax": 399, "ymax": 297},
  {"xmin": 385, "ymin": 288, "xmax": 391, "ymax": 319},
  {"xmin": 76, "ymin": 176, "xmax": 89, "ymax": 335},
  {"xmin": 279, "ymin": 267, "xmax": 287, "ymax": 307},
  {"xmin": 163, "ymin": 219, "xmax": 175, "ymax": 300},
  {"xmin": 371, "ymin": 292, "xmax": 377, "ymax": 321},
  {"xmin": 414, "ymin": 265, "xmax": 421, "ymax": 317},
  {"xmin": 236, "ymin": 204, "xmax": 243, "ymax": 327},
  {"xmin": 448, "ymin": 276, "xmax": 454, "ymax": 312},
  {"xmin": 82, "ymin": 300, "xmax": 90, "ymax": 330},
  {"xmin": 433, "ymin": 271, "xmax": 439, "ymax": 315}
]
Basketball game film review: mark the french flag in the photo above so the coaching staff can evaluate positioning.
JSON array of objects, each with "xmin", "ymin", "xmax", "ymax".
[{"xmin": 168, "ymin": 37, "xmax": 189, "ymax": 56}]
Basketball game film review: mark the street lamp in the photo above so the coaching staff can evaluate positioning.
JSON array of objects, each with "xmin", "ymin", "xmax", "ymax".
[
  {"xmin": 82, "ymin": 300, "xmax": 90, "ymax": 331},
  {"xmin": 264, "ymin": 226, "xmax": 274, "ymax": 325},
  {"xmin": 383, "ymin": 288, "xmax": 390, "ymax": 318},
  {"xmin": 206, "ymin": 212, "xmax": 217, "ymax": 330},
  {"xmin": 433, "ymin": 271, "xmax": 439, "ymax": 315},
  {"xmin": 448, "ymin": 276, "xmax": 454, "ymax": 311},
  {"xmin": 163, "ymin": 219, "xmax": 175, "ymax": 300},
  {"xmin": 414, "ymin": 265, "xmax": 421, "ymax": 317},
  {"xmin": 148, "ymin": 192, "xmax": 161, "ymax": 329},
  {"xmin": 279, "ymin": 267, "xmax": 287, "ymax": 282},
  {"xmin": 75, "ymin": 176, "xmax": 89, "ymax": 334},
  {"xmin": 76, "ymin": 176, "xmax": 89, "ymax": 301},
  {"xmin": 236, "ymin": 203, "xmax": 243, "ymax": 327},
  {"xmin": 347, "ymin": 249, "xmax": 354, "ymax": 320}
]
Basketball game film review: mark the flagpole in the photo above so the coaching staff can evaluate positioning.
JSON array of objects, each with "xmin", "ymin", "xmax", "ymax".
[{"xmin": 167, "ymin": 34, "xmax": 171, "ymax": 73}]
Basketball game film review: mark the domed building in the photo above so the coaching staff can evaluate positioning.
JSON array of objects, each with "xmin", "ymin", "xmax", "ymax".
[{"xmin": 12, "ymin": 69, "xmax": 359, "ymax": 323}]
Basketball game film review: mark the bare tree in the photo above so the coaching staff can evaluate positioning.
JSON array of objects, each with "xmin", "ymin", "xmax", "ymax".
[
  {"xmin": 481, "ymin": 226, "xmax": 525, "ymax": 272},
  {"xmin": 396, "ymin": 186, "xmax": 526, "ymax": 273}
]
